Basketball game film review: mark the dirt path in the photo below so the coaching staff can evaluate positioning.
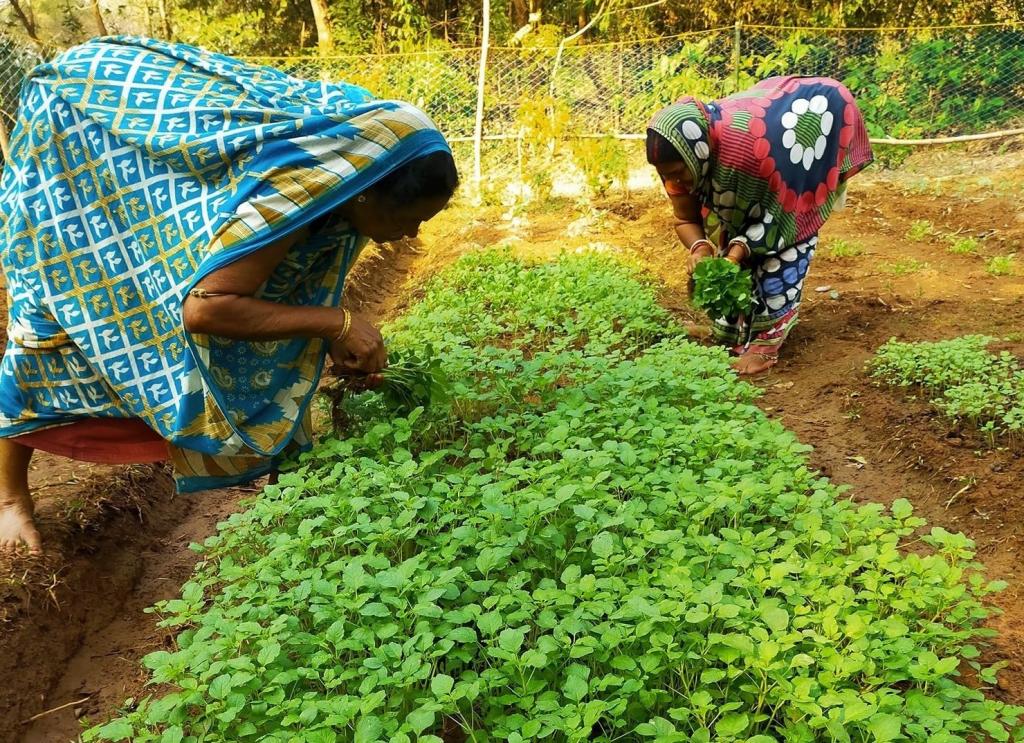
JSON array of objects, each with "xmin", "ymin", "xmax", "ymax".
[{"xmin": 20, "ymin": 485, "xmax": 248, "ymax": 742}]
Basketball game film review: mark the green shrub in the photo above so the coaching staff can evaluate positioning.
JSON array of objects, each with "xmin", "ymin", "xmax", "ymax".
[
  {"xmin": 823, "ymin": 238, "xmax": 864, "ymax": 260},
  {"xmin": 947, "ymin": 237, "xmax": 980, "ymax": 255},
  {"xmin": 987, "ymin": 255, "xmax": 1016, "ymax": 276},
  {"xmin": 870, "ymin": 335, "xmax": 1024, "ymax": 440},
  {"xmin": 905, "ymin": 220, "xmax": 933, "ymax": 241},
  {"xmin": 881, "ymin": 257, "xmax": 929, "ymax": 275},
  {"xmin": 572, "ymin": 136, "xmax": 629, "ymax": 197}
]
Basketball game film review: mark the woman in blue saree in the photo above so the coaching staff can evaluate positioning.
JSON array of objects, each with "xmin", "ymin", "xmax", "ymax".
[{"xmin": 0, "ymin": 37, "xmax": 459, "ymax": 553}]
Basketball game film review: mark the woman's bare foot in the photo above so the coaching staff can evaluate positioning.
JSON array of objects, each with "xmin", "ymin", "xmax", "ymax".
[
  {"xmin": 731, "ymin": 350, "xmax": 778, "ymax": 376},
  {"xmin": 0, "ymin": 489, "xmax": 41, "ymax": 555}
]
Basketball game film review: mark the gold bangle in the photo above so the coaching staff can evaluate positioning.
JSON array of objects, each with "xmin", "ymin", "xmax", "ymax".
[
  {"xmin": 335, "ymin": 309, "xmax": 352, "ymax": 343},
  {"xmin": 728, "ymin": 240, "xmax": 751, "ymax": 260},
  {"xmin": 188, "ymin": 288, "xmax": 234, "ymax": 299}
]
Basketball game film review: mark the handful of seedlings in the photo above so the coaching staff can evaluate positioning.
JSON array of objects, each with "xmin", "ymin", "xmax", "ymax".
[
  {"xmin": 325, "ymin": 346, "xmax": 447, "ymax": 431},
  {"xmin": 373, "ymin": 346, "xmax": 448, "ymax": 414},
  {"xmin": 691, "ymin": 257, "xmax": 754, "ymax": 320}
]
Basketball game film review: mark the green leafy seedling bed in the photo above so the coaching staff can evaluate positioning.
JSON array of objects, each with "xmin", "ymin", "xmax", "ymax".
[
  {"xmin": 90, "ymin": 252, "xmax": 1022, "ymax": 743},
  {"xmin": 870, "ymin": 335, "xmax": 1024, "ymax": 442}
]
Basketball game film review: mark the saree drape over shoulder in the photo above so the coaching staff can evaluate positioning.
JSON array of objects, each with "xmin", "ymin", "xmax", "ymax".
[{"xmin": 0, "ymin": 37, "xmax": 451, "ymax": 491}]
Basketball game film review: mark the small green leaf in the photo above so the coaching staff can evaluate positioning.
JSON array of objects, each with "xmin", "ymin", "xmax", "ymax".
[
  {"xmin": 257, "ymin": 640, "xmax": 281, "ymax": 666},
  {"xmin": 359, "ymin": 602, "xmax": 390, "ymax": 617},
  {"xmin": 761, "ymin": 604, "xmax": 789, "ymax": 632},
  {"xmin": 208, "ymin": 673, "xmax": 233, "ymax": 700},
  {"xmin": 563, "ymin": 675, "xmax": 588, "ymax": 702},
  {"xmin": 354, "ymin": 715, "xmax": 383, "ymax": 743},
  {"xmin": 447, "ymin": 627, "xmax": 477, "ymax": 644},
  {"xmin": 868, "ymin": 714, "xmax": 902, "ymax": 742},
  {"xmin": 477, "ymin": 611, "xmax": 502, "ymax": 635},
  {"xmin": 715, "ymin": 712, "xmax": 748, "ymax": 737},
  {"xmin": 406, "ymin": 706, "xmax": 435, "ymax": 734},
  {"xmin": 592, "ymin": 531, "xmax": 615, "ymax": 558},
  {"xmin": 891, "ymin": 498, "xmax": 913, "ymax": 520},
  {"xmin": 498, "ymin": 627, "xmax": 525, "ymax": 653},
  {"xmin": 431, "ymin": 674, "xmax": 455, "ymax": 697},
  {"xmin": 95, "ymin": 720, "xmax": 134, "ymax": 741}
]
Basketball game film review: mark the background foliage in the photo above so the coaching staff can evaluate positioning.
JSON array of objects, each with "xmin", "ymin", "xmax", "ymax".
[
  {"xmin": 1, "ymin": 0, "xmax": 1022, "ymax": 189},
  {"xmin": 1, "ymin": 0, "xmax": 1021, "ymax": 54}
]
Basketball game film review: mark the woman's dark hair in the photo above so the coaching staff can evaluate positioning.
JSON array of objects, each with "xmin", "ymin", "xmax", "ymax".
[
  {"xmin": 371, "ymin": 150, "xmax": 459, "ymax": 208},
  {"xmin": 645, "ymin": 129, "xmax": 683, "ymax": 166}
]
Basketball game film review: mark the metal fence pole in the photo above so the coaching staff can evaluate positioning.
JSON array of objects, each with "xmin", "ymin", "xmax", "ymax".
[
  {"xmin": 472, "ymin": 0, "xmax": 491, "ymax": 201},
  {"xmin": 732, "ymin": 20, "xmax": 742, "ymax": 92}
]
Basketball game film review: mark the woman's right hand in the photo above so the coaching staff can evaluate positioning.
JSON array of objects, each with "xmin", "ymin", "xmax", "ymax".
[{"xmin": 329, "ymin": 314, "xmax": 387, "ymax": 385}]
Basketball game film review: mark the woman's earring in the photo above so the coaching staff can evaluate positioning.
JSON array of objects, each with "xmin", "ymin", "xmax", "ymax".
[{"xmin": 356, "ymin": 194, "xmax": 367, "ymax": 203}]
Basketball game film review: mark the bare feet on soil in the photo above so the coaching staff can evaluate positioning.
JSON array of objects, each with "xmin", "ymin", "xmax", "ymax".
[
  {"xmin": 0, "ymin": 488, "xmax": 41, "ymax": 554},
  {"xmin": 731, "ymin": 350, "xmax": 779, "ymax": 376}
]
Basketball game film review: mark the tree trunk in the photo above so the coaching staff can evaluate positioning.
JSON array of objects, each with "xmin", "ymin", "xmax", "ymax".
[
  {"xmin": 309, "ymin": 0, "xmax": 334, "ymax": 55},
  {"xmin": 90, "ymin": 0, "xmax": 109, "ymax": 36},
  {"xmin": 7, "ymin": 0, "xmax": 40, "ymax": 42},
  {"xmin": 472, "ymin": 0, "xmax": 490, "ymax": 198},
  {"xmin": 157, "ymin": 0, "xmax": 172, "ymax": 39},
  {"xmin": 511, "ymin": 0, "xmax": 529, "ymax": 28}
]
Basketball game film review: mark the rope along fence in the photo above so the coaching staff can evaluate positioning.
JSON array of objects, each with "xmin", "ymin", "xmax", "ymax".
[{"xmin": 1, "ymin": 24, "xmax": 1022, "ymax": 181}]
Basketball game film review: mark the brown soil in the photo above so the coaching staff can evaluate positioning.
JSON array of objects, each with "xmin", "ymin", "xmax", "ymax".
[{"xmin": 2, "ymin": 146, "xmax": 1023, "ymax": 740}]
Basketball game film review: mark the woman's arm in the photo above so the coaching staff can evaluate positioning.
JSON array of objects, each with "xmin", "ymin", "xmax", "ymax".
[
  {"xmin": 182, "ymin": 228, "xmax": 386, "ymax": 374},
  {"xmin": 666, "ymin": 191, "xmax": 715, "ymax": 272},
  {"xmin": 183, "ymin": 228, "xmax": 341, "ymax": 340}
]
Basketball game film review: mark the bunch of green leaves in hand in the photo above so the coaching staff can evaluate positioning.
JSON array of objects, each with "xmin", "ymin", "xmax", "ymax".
[
  {"xmin": 691, "ymin": 257, "xmax": 754, "ymax": 320},
  {"xmin": 328, "ymin": 346, "xmax": 447, "ymax": 432},
  {"xmin": 377, "ymin": 346, "xmax": 448, "ymax": 414}
]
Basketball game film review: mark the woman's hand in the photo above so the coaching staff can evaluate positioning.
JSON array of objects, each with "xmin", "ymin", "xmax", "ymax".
[
  {"xmin": 687, "ymin": 244, "xmax": 714, "ymax": 274},
  {"xmin": 724, "ymin": 241, "xmax": 749, "ymax": 266},
  {"xmin": 329, "ymin": 314, "xmax": 387, "ymax": 385}
]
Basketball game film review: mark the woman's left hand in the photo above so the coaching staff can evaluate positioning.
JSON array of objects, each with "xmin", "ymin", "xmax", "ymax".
[
  {"xmin": 725, "ymin": 241, "xmax": 748, "ymax": 266},
  {"xmin": 329, "ymin": 314, "xmax": 387, "ymax": 381}
]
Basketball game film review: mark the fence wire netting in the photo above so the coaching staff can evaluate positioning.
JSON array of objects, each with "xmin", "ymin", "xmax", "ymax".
[
  {"xmin": 0, "ymin": 34, "xmax": 44, "ymax": 165},
  {"xmin": 1, "ymin": 25, "xmax": 1022, "ymax": 182}
]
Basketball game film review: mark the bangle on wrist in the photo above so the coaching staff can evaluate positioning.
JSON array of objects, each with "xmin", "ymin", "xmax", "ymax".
[
  {"xmin": 689, "ymin": 238, "xmax": 714, "ymax": 256},
  {"xmin": 727, "ymin": 240, "xmax": 750, "ymax": 262},
  {"xmin": 335, "ymin": 309, "xmax": 352, "ymax": 343}
]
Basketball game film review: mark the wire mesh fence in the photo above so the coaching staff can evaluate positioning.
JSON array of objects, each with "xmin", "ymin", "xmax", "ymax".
[
  {"xmin": 245, "ymin": 24, "xmax": 1024, "ymax": 190},
  {"xmin": 1, "ymin": 24, "xmax": 1022, "ymax": 185},
  {"xmin": 0, "ymin": 33, "xmax": 45, "ymax": 166}
]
